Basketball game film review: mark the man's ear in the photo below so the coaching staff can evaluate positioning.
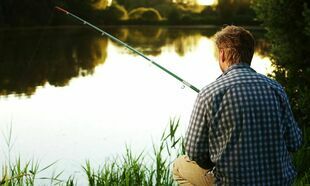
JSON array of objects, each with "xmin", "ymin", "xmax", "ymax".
[{"xmin": 220, "ymin": 49, "xmax": 225, "ymax": 63}]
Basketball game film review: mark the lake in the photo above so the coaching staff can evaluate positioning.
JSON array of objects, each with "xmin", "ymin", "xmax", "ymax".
[{"xmin": 0, "ymin": 26, "xmax": 271, "ymax": 182}]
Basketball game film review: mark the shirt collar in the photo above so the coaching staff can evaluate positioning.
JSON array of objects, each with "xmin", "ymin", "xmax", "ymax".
[{"xmin": 217, "ymin": 63, "xmax": 255, "ymax": 79}]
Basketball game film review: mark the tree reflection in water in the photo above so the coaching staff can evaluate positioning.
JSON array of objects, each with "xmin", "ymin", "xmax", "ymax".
[
  {"xmin": 0, "ymin": 28, "xmax": 107, "ymax": 96},
  {"xmin": 0, "ymin": 26, "xmax": 269, "ymax": 97}
]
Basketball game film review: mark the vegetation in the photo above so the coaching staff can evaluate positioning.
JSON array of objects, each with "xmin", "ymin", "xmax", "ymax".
[
  {"xmin": 253, "ymin": 0, "xmax": 310, "ymax": 184},
  {"xmin": 0, "ymin": 126, "xmax": 66, "ymax": 185},
  {"xmin": 0, "ymin": 119, "xmax": 183, "ymax": 185},
  {"xmin": 82, "ymin": 118, "xmax": 182, "ymax": 185},
  {"xmin": 128, "ymin": 7, "xmax": 163, "ymax": 21},
  {"xmin": 0, "ymin": 0, "xmax": 257, "ymax": 27},
  {"xmin": 0, "ymin": 159, "xmax": 66, "ymax": 186}
]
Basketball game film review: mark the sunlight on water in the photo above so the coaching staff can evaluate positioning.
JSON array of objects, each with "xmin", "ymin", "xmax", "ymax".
[
  {"xmin": 0, "ymin": 28, "xmax": 272, "ymax": 181},
  {"xmin": 154, "ymin": 37, "xmax": 220, "ymax": 88}
]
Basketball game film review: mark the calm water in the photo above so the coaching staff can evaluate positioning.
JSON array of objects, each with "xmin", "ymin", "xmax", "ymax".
[{"xmin": 0, "ymin": 26, "xmax": 271, "ymax": 181}]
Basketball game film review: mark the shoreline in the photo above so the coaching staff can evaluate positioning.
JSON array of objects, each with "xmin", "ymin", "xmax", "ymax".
[{"xmin": 0, "ymin": 24, "xmax": 265, "ymax": 32}]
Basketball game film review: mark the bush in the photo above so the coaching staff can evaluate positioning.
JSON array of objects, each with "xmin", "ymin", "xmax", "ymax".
[{"xmin": 129, "ymin": 7, "xmax": 163, "ymax": 21}]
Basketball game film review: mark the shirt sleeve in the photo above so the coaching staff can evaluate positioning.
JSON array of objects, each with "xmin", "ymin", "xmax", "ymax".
[
  {"xmin": 185, "ymin": 93, "xmax": 214, "ymax": 169},
  {"xmin": 283, "ymin": 95, "xmax": 302, "ymax": 152}
]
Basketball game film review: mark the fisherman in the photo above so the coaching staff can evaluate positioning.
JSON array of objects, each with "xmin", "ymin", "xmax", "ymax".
[{"xmin": 173, "ymin": 25, "xmax": 302, "ymax": 186}]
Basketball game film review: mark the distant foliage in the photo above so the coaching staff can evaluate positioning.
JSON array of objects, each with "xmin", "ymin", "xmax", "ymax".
[
  {"xmin": 0, "ymin": 0, "xmax": 54, "ymax": 27},
  {"xmin": 304, "ymin": 3, "xmax": 310, "ymax": 35},
  {"xmin": 0, "ymin": 0, "xmax": 257, "ymax": 26},
  {"xmin": 129, "ymin": 7, "xmax": 163, "ymax": 21},
  {"xmin": 102, "ymin": 2, "xmax": 129, "ymax": 23},
  {"xmin": 216, "ymin": 0, "xmax": 255, "ymax": 23},
  {"xmin": 91, "ymin": 0, "xmax": 109, "ymax": 10}
]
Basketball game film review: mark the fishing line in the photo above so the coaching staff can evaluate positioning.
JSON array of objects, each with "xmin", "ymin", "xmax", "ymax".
[{"xmin": 55, "ymin": 6, "xmax": 200, "ymax": 93}]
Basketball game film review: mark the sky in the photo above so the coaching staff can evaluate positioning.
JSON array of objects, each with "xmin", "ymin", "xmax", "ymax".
[{"xmin": 196, "ymin": 0, "xmax": 217, "ymax": 5}]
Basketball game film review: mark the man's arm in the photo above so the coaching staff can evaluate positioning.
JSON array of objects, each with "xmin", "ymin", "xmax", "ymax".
[
  {"xmin": 283, "ymin": 95, "xmax": 302, "ymax": 152},
  {"xmin": 185, "ymin": 93, "xmax": 214, "ymax": 169}
]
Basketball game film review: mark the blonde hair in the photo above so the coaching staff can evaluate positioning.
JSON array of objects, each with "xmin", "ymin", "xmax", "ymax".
[{"xmin": 214, "ymin": 25, "xmax": 255, "ymax": 65}]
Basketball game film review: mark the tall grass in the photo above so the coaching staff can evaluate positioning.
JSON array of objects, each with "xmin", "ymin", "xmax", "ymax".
[
  {"xmin": 1, "ymin": 119, "xmax": 309, "ymax": 185},
  {"xmin": 0, "ymin": 158, "xmax": 64, "ymax": 186},
  {"xmin": 82, "ymin": 118, "xmax": 183, "ymax": 186},
  {"xmin": 0, "ymin": 125, "xmax": 67, "ymax": 186}
]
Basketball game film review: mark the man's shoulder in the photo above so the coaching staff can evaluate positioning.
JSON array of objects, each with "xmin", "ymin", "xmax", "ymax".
[
  {"xmin": 254, "ymin": 72, "xmax": 286, "ymax": 94},
  {"xmin": 198, "ymin": 78, "xmax": 229, "ymax": 100},
  {"xmin": 199, "ymin": 69, "xmax": 286, "ymax": 98}
]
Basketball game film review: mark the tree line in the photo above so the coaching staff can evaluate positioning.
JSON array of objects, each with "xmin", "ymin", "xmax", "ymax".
[{"xmin": 0, "ymin": 0, "xmax": 256, "ymax": 27}]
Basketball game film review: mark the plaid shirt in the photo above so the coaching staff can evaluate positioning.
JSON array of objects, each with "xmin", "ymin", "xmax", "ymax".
[{"xmin": 185, "ymin": 63, "xmax": 302, "ymax": 185}]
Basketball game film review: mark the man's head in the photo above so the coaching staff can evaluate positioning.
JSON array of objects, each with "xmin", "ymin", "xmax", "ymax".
[{"xmin": 214, "ymin": 25, "xmax": 255, "ymax": 72}]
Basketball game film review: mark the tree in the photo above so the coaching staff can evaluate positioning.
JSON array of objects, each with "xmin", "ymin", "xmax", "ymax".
[
  {"xmin": 114, "ymin": 0, "xmax": 149, "ymax": 11},
  {"xmin": 0, "ymin": 0, "xmax": 55, "ymax": 27},
  {"xmin": 217, "ymin": 0, "xmax": 238, "ymax": 20},
  {"xmin": 101, "ymin": 2, "xmax": 128, "ymax": 23},
  {"xmin": 129, "ymin": 7, "xmax": 163, "ymax": 21},
  {"xmin": 91, "ymin": 0, "xmax": 109, "ymax": 10}
]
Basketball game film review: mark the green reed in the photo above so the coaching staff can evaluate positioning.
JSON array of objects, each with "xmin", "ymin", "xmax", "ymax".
[
  {"xmin": 0, "ymin": 159, "xmax": 64, "ymax": 186},
  {"xmin": 82, "ymin": 117, "xmax": 183, "ymax": 186},
  {"xmin": 0, "ymin": 125, "xmax": 67, "ymax": 186}
]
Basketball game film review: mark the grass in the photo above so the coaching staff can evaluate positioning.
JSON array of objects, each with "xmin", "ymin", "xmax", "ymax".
[
  {"xmin": 0, "ymin": 118, "xmax": 183, "ymax": 186},
  {"xmin": 1, "ymin": 119, "xmax": 309, "ymax": 185},
  {"xmin": 293, "ymin": 126, "xmax": 310, "ymax": 186},
  {"xmin": 82, "ymin": 118, "xmax": 183, "ymax": 186},
  {"xmin": 0, "ymin": 158, "xmax": 64, "ymax": 186},
  {"xmin": 0, "ymin": 125, "xmax": 66, "ymax": 185}
]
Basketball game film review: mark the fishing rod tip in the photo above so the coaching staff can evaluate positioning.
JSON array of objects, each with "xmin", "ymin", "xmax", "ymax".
[{"xmin": 55, "ymin": 6, "xmax": 68, "ymax": 14}]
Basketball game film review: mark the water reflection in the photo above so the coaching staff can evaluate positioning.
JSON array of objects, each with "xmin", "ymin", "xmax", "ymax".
[
  {"xmin": 0, "ymin": 28, "xmax": 107, "ymax": 96},
  {"xmin": 0, "ymin": 26, "xmax": 272, "ymax": 181},
  {"xmin": 0, "ymin": 26, "xmax": 269, "ymax": 96},
  {"xmin": 116, "ymin": 26, "xmax": 220, "ymax": 57}
]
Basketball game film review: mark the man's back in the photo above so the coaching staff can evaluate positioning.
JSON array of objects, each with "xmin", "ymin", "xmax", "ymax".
[
  {"xmin": 185, "ymin": 63, "xmax": 302, "ymax": 185},
  {"xmin": 174, "ymin": 26, "xmax": 302, "ymax": 186}
]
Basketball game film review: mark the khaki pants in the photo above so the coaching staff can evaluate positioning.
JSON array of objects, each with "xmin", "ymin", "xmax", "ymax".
[{"xmin": 173, "ymin": 155, "xmax": 214, "ymax": 186}]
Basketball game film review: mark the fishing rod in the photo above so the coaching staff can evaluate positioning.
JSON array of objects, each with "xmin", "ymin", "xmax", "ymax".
[{"xmin": 55, "ymin": 6, "xmax": 200, "ymax": 93}]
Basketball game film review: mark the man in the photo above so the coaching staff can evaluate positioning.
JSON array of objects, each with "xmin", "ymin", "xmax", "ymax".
[{"xmin": 173, "ymin": 25, "xmax": 302, "ymax": 185}]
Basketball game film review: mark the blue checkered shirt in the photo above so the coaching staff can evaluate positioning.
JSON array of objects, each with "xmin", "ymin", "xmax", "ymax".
[{"xmin": 185, "ymin": 63, "xmax": 302, "ymax": 185}]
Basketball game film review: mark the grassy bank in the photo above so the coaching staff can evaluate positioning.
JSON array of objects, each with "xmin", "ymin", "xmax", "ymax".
[
  {"xmin": 1, "ymin": 119, "xmax": 309, "ymax": 185},
  {"xmin": 0, "ymin": 119, "xmax": 183, "ymax": 185}
]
